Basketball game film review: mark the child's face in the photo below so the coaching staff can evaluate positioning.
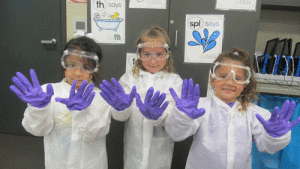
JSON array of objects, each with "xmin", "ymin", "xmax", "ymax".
[
  {"xmin": 210, "ymin": 59, "xmax": 246, "ymax": 103},
  {"xmin": 140, "ymin": 41, "xmax": 168, "ymax": 74},
  {"xmin": 64, "ymin": 55, "xmax": 94, "ymax": 90}
]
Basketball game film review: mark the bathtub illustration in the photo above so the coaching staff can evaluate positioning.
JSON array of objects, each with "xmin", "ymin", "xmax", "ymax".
[{"xmin": 94, "ymin": 13, "xmax": 123, "ymax": 32}]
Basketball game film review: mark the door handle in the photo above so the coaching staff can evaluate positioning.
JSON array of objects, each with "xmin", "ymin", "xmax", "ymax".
[
  {"xmin": 175, "ymin": 30, "xmax": 178, "ymax": 48},
  {"xmin": 41, "ymin": 38, "xmax": 56, "ymax": 45}
]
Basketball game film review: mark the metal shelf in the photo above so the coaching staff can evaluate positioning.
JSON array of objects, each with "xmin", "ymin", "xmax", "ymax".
[{"xmin": 255, "ymin": 73, "xmax": 300, "ymax": 96}]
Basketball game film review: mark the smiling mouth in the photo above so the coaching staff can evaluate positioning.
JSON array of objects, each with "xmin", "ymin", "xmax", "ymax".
[
  {"xmin": 223, "ymin": 88, "xmax": 235, "ymax": 93},
  {"xmin": 148, "ymin": 65, "xmax": 158, "ymax": 68}
]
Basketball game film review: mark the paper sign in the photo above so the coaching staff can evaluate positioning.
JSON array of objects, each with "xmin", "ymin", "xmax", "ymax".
[
  {"xmin": 91, "ymin": 0, "xmax": 125, "ymax": 44},
  {"xmin": 126, "ymin": 53, "xmax": 138, "ymax": 73},
  {"xmin": 184, "ymin": 14, "xmax": 224, "ymax": 63},
  {"xmin": 129, "ymin": 0, "xmax": 167, "ymax": 9},
  {"xmin": 216, "ymin": 0, "xmax": 257, "ymax": 11},
  {"xmin": 68, "ymin": 0, "xmax": 87, "ymax": 3}
]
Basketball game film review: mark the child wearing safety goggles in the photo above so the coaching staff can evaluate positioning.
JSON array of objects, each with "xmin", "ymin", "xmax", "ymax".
[
  {"xmin": 99, "ymin": 26, "xmax": 182, "ymax": 169},
  {"xmin": 10, "ymin": 33, "xmax": 111, "ymax": 169},
  {"xmin": 164, "ymin": 47, "xmax": 300, "ymax": 169}
]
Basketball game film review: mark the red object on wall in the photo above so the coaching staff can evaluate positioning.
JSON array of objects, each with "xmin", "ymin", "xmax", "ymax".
[{"xmin": 70, "ymin": 0, "xmax": 87, "ymax": 3}]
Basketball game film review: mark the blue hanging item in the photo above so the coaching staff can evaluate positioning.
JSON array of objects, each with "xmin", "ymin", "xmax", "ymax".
[
  {"xmin": 252, "ymin": 94, "xmax": 300, "ymax": 169},
  {"xmin": 273, "ymin": 39, "xmax": 287, "ymax": 75},
  {"xmin": 257, "ymin": 38, "xmax": 279, "ymax": 74},
  {"xmin": 276, "ymin": 39, "xmax": 293, "ymax": 76},
  {"xmin": 292, "ymin": 42, "xmax": 300, "ymax": 77}
]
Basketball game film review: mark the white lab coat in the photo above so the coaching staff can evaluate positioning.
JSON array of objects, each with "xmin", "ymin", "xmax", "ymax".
[
  {"xmin": 22, "ymin": 79, "xmax": 111, "ymax": 169},
  {"xmin": 165, "ymin": 95, "xmax": 291, "ymax": 169},
  {"xmin": 111, "ymin": 70, "xmax": 183, "ymax": 169}
]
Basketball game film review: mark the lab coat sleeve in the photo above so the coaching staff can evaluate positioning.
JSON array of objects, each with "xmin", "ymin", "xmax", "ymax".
[
  {"xmin": 251, "ymin": 106, "xmax": 291, "ymax": 155},
  {"xmin": 148, "ymin": 74, "xmax": 183, "ymax": 126},
  {"xmin": 110, "ymin": 73, "xmax": 134, "ymax": 121},
  {"xmin": 71, "ymin": 93, "xmax": 111, "ymax": 142},
  {"xmin": 22, "ymin": 84, "xmax": 55, "ymax": 137},
  {"xmin": 165, "ymin": 105, "xmax": 200, "ymax": 141}
]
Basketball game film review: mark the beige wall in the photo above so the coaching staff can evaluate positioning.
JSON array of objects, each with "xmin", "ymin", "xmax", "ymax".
[
  {"xmin": 66, "ymin": 1, "xmax": 87, "ymax": 41},
  {"xmin": 255, "ymin": 9, "xmax": 300, "ymax": 54}
]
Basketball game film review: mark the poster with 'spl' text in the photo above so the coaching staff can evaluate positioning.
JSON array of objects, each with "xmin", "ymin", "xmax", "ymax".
[
  {"xmin": 184, "ymin": 14, "xmax": 224, "ymax": 63},
  {"xmin": 91, "ymin": 0, "xmax": 125, "ymax": 44}
]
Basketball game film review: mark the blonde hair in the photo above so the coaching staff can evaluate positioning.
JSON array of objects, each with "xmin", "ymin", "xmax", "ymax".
[
  {"xmin": 132, "ymin": 26, "xmax": 174, "ymax": 78},
  {"xmin": 212, "ymin": 47, "xmax": 257, "ymax": 111}
]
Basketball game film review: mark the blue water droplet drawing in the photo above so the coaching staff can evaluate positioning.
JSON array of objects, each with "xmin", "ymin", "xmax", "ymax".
[
  {"xmin": 188, "ymin": 29, "xmax": 220, "ymax": 53},
  {"xmin": 204, "ymin": 41, "xmax": 216, "ymax": 52},
  {"xmin": 192, "ymin": 31, "xmax": 202, "ymax": 44},
  {"xmin": 207, "ymin": 31, "xmax": 219, "ymax": 43},
  {"xmin": 204, "ymin": 29, "xmax": 208, "ymax": 41},
  {"xmin": 188, "ymin": 41, "xmax": 200, "ymax": 46}
]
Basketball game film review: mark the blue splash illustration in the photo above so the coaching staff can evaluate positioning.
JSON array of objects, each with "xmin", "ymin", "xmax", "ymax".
[{"xmin": 188, "ymin": 29, "xmax": 220, "ymax": 53}]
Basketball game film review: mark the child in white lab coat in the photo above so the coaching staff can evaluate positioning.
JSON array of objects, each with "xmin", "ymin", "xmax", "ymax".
[
  {"xmin": 100, "ymin": 26, "xmax": 182, "ymax": 169},
  {"xmin": 10, "ymin": 34, "xmax": 111, "ymax": 169},
  {"xmin": 164, "ymin": 47, "xmax": 300, "ymax": 169}
]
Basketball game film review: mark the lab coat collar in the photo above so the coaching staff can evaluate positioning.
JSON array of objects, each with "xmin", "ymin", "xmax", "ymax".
[
  {"xmin": 139, "ymin": 69, "xmax": 166, "ymax": 77},
  {"xmin": 212, "ymin": 95, "xmax": 241, "ymax": 109}
]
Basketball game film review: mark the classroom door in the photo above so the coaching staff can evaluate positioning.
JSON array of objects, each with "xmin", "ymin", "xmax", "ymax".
[{"xmin": 0, "ymin": 0, "xmax": 65, "ymax": 135}]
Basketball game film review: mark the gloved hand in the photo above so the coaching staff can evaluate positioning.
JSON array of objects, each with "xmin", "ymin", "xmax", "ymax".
[
  {"xmin": 169, "ymin": 78, "xmax": 205, "ymax": 119},
  {"xmin": 100, "ymin": 78, "xmax": 136, "ymax": 111},
  {"xmin": 55, "ymin": 80, "xmax": 95, "ymax": 111},
  {"xmin": 256, "ymin": 100, "xmax": 300, "ymax": 138},
  {"xmin": 10, "ymin": 69, "xmax": 54, "ymax": 108},
  {"xmin": 135, "ymin": 87, "xmax": 169, "ymax": 120}
]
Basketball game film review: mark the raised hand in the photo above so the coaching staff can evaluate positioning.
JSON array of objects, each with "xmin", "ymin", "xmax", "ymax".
[
  {"xmin": 169, "ymin": 78, "xmax": 205, "ymax": 119},
  {"xmin": 256, "ymin": 100, "xmax": 300, "ymax": 138},
  {"xmin": 135, "ymin": 87, "xmax": 169, "ymax": 120},
  {"xmin": 55, "ymin": 80, "xmax": 95, "ymax": 111},
  {"xmin": 100, "ymin": 78, "xmax": 136, "ymax": 111},
  {"xmin": 10, "ymin": 69, "xmax": 54, "ymax": 108}
]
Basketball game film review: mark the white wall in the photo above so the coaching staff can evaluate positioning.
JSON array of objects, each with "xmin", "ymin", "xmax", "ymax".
[
  {"xmin": 66, "ymin": 1, "xmax": 87, "ymax": 41},
  {"xmin": 255, "ymin": 9, "xmax": 300, "ymax": 53}
]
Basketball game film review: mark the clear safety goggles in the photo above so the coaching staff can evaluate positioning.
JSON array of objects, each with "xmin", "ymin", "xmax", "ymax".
[
  {"xmin": 211, "ymin": 62, "xmax": 251, "ymax": 84},
  {"xmin": 61, "ymin": 49, "xmax": 99, "ymax": 74},
  {"xmin": 137, "ymin": 43, "xmax": 170, "ymax": 61}
]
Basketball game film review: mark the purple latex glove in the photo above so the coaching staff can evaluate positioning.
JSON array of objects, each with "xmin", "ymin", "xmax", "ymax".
[
  {"xmin": 55, "ymin": 80, "xmax": 95, "ymax": 111},
  {"xmin": 100, "ymin": 78, "xmax": 136, "ymax": 111},
  {"xmin": 256, "ymin": 100, "xmax": 300, "ymax": 138},
  {"xmin": 169, "ymin": 78, "xmax": 205, "ymax": 119},
  {"xmin": 135, "ymin": 87, "xmax": 169, "ymax": 120},
  {"xmin": 10, "ymin": 69, "xmax": 54, "ymax": 108}
]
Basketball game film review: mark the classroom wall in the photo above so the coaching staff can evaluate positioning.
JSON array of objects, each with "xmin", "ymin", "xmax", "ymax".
[
  {"xmin": 255, "ymin": 9, "xmax": 300, "ymax": 53},
  {"xmin": 66, "ymin": 1, "xmax": 87, "ymax": 41}
]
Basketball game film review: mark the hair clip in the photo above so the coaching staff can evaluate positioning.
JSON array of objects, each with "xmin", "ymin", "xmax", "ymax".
[
  {"xmin": 73, "ymin": 30, "xmax": 95, "ymax": 41},
  {"xmin": 233, "ymin": 52, "xmax": 239, "ymax": 55}
]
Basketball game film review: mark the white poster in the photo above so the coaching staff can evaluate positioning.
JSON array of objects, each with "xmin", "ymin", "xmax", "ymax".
[
  {"xmin": 184, "ymin": 14, "xmax": 224, "ymax": 63},
  {"xmin": 126, "ymin": 53, "xmax": 138, "ymax": 73},
  {"xmin": 91, "ymin": 0, "xmax": 125, "ymax": 44},
  {"xmin": 68, "ymin": 0, "xmax": 87, "ymax": 3},
  {"xmin": 216, "ymin": 0, "xmax": 257, "ymax": 11},
  {"xmin": 129, "ymin": 0, "xmax": 166, "ymax": 9}
]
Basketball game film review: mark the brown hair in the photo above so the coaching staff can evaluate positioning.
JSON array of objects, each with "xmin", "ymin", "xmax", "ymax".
[
  {"xmin": 211, "ymin": 47, "xmax": 257, "ymax": 111},
  {"xmin": 132, "ymin": 26, "xmax": 174, "ymax": 77}
]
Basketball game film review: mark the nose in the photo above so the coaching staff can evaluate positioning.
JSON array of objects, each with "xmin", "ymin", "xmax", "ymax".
[
  {"xmin": 224, "ymin": 74, "xmax": 234, "ymax": 86},
  {"xmin": 74, "ymin": 67, "xmax": 83, "ymax": 76},
  {"xmin": 150, "ymin": 57, "xmax": 157, "ymax": 63}
]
